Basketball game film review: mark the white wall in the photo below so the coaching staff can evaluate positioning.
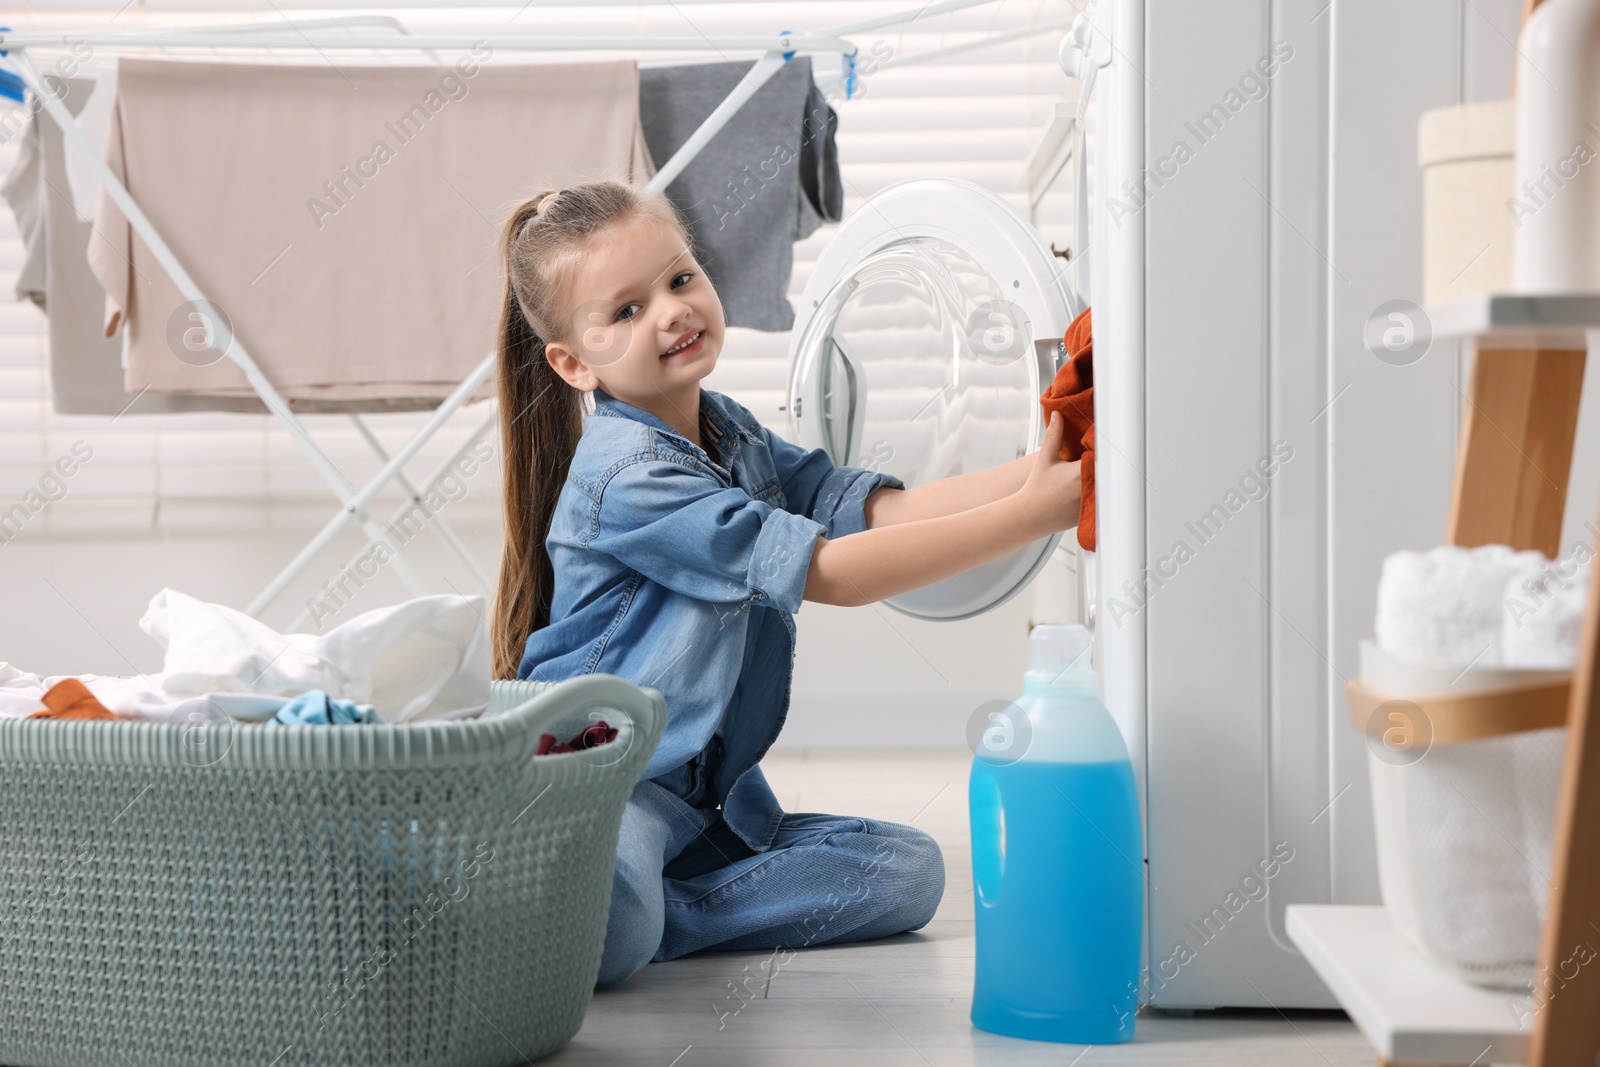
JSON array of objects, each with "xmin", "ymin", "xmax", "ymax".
[{"xmin": 0, "ymin": 2, "xmax": 1077, "ymax": 745}]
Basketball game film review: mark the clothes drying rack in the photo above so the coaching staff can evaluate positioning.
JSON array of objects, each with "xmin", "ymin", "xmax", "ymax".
[{"xmin": 0, "ymin": 1, "xmax": 1072, "ymax": 629}]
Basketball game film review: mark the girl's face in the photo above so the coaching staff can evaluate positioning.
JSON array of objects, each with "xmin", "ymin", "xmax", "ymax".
[{"xmin": 543, "ymin": 217, "xmax": 725, "ymax": 406}]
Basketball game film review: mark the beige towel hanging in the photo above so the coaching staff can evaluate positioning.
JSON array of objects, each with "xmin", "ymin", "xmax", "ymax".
[{"xmin": 90, "ymin": 56, "xmax": 656, "ymax": 401}]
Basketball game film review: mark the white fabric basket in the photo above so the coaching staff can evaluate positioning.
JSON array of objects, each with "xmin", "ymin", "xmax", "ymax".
[
  {"xmin": 0, "ymin": 674, "xmax": 665, "ymax": 1067},
  {"xmin": 1360, "ymin": 640, "xmax": 1567, "ymax": 990}
]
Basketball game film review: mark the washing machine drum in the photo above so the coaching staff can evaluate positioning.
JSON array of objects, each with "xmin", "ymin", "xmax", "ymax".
[{"xmin": 786, "ymin": 177, "xmax": 1083, "ymax": 621}]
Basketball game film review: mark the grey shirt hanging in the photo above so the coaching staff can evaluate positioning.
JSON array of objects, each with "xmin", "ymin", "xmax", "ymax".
[{"xmin": 640, "ymin": 57, "xmax": 843, "ymax": 332}]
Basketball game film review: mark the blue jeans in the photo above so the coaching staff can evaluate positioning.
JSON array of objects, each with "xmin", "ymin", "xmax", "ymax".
[{"xmin": 595, "ymin": 763, "xmax": 946, "ymax": 989}]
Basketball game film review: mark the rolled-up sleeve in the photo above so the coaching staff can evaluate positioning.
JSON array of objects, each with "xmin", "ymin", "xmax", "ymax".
[
  {"xmin": 758, "ymin": 426, "xmax": 906, "ymax": 540},
  {"xmin": 588, "ymin": 457, "xmax": 825, "ymax": 614}
]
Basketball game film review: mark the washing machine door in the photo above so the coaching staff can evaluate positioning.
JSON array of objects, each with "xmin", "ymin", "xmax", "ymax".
[{"xmin": 787, "ymin": 177, "xmax": 1083, "ymax": 621}]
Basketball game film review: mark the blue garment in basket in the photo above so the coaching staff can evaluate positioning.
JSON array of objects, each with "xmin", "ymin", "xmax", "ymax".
[
  {"xmin": 269, "ymin": 690, "xmax": 376, "ymax": 726},
  {"xmin": 517, "ymin": 386, "xmax": 904, "ymax": 853}
]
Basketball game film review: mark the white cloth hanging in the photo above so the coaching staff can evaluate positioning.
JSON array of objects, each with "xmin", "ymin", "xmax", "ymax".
[{"xmin": 63, "ymin": 59, "xmax": 116, "ymax": 225}]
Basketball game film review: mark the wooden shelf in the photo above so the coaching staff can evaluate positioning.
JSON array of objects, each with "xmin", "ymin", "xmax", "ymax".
[
  {"xmin": 1286, "ymin": 905, "xmax": 1532, "ymax": 1064},
  {"xmin": 1425, "ymin": 292, "xmax": 1600, "ymax": 348},
  {"xmin": 1329, "ymin": 277, "xmax": 1600, "ymax": 1066}
]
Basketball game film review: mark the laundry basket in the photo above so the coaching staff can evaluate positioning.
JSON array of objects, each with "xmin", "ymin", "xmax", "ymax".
[{"xmin": 0, "ymin": 674, "xmax": 665, "ymax": 1067}]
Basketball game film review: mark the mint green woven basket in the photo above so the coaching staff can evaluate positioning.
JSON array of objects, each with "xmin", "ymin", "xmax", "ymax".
[{"xmin": 0, "ymin": 674, "xmax": 665, "ymax": 1067}]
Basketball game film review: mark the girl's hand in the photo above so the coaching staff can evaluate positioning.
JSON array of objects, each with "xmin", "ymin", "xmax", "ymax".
[
  {"xmin": 1016, "ymin": 411, "xmax": 1083, "ymax": 536},
  {"xmin": 806, "ymin": 411, "xmax": 1083, "ymax": 606}
]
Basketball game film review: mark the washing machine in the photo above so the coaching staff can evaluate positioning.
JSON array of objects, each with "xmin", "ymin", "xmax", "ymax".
[{"xmin": 781, "ymin": 0, "xmax": 1359, "ymax": 1012}]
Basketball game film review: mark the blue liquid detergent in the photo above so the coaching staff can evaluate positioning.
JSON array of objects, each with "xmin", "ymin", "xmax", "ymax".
[{"xmin": 969, "ymin": 624, "xmax": 1143, "ymax": 1044}]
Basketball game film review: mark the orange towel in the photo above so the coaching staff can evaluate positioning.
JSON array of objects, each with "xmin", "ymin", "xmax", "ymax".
[
  {"xmin": 30, "ymin": 678, "xmax": 117, "ymax": 721},
  {"xmin": 1039, "ymin": 307, "xmax": 1096, "ymax": 551}
]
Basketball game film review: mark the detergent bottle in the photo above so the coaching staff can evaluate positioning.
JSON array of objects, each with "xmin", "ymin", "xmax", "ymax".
[{"xmin": 969, "ymin": 623, "xmax": 1143, "ymax": 1044}]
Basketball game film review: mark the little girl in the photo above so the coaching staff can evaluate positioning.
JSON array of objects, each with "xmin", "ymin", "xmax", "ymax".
[{"xmin": 491, "ymin": 180, "xmax": 1080, "ymax": 989}]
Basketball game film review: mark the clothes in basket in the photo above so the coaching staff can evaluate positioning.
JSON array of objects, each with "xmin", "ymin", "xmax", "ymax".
[
  {"xmin": 537, "ymin": 718, "xmax": 619, "ymax": 755},
  {"xmin": 28, "ymin": 678, "xmax": 116, "ymax": 720},
  {"xmin": 0, "ymin": 588, "xmax": 490, "ymax": 723},
  {"xmin": 266, "ymin": 689, "xmax": 377, "ymax": 726}
]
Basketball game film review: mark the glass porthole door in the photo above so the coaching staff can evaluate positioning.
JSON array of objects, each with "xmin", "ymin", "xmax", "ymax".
[{"xmin": 787, "ymin": 178, "xmax": 1082, "ymax": 621}]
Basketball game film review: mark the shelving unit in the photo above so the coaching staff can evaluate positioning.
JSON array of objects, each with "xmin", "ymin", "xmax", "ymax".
[{"xmin": 1289, "ymin": 294, "xmax": 1600, "ymax": 1067}]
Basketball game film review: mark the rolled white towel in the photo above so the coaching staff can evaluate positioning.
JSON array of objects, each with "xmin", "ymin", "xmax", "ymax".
[
  {"xmin": 1375, "ymin": 544, "xmax": 1548, "ymax": 666},
  {"xmin": 1502, "ymin": 554, "xmax": 1592, "ymax": 669}
]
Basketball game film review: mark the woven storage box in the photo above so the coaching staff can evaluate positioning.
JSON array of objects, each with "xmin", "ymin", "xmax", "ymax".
[
  {"xmin": 1418, "ymin": 99, "xmax": 1515, "ymax": 305},
  {"xmin": 0, "ymin": 674, "xmax": 665, "ymax": 1067}
]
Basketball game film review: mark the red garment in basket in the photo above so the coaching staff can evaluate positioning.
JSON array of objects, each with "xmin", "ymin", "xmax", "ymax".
[
  {"xmin": 536, "ymin": 720, "xmax": 619, "ymax": 756},
  {"xmin": 1039, "ymin": 307, "xmax": 1096, "ymax": 551},
  {"xmin": 29, "ymin": 678, "xmax": 117, "ymax": 721}
]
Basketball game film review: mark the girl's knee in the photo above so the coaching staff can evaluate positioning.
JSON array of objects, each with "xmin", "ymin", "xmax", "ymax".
[
  {"xmin": 859, "ymin": 823, "xmax": 945, "ymax": 927},
  {"xmin": 863, "ymin": 821, "xmax": 945, "ymax": 878},
  {"xmin": 905, "ymin": 834, "xmax": 946, "ymax": 928},
  {"xmin": 595, "ymin": 858, "xmax": 664, "ymax": 989},
  {"xmin": 594, "ymin": 924, "xmax": 655, "ymax": 988}
]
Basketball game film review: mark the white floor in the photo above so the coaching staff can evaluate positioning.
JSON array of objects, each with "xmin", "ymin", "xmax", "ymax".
[{"xmin": 549, "ymin": 747, "xmax": 1375, "ymax": 1066}]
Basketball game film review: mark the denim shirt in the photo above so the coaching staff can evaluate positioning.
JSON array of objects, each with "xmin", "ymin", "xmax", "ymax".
[{"xmin": 517, "ymin": 386, "xmax": 905, "ymax": 852}]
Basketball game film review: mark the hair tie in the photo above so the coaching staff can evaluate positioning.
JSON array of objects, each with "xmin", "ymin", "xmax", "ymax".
[{"xmin": 537, "ymin": 191, "xmax": 560, "ymax": 213}]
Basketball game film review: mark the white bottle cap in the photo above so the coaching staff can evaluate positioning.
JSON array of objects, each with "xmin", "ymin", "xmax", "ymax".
[{"xmin": 1027, "ymin": 623, "xmax": 1094, "ymax": 678}]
